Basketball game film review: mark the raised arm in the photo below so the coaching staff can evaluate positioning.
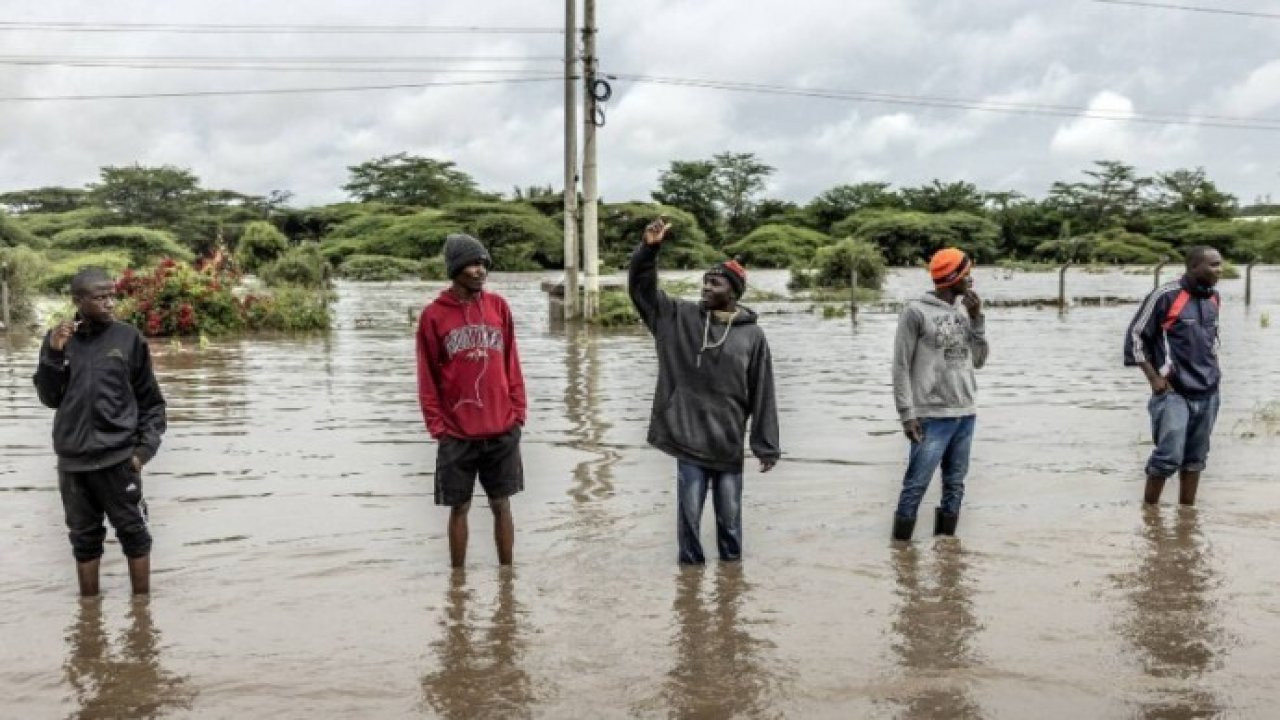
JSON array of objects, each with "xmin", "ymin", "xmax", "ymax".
[{"xmin": 627, "ymin": 217, "xmax": 677, "ymax": 331}]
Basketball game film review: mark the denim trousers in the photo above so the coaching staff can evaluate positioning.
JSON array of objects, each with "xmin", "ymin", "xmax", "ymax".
[
  {"xmin": 895, "ymin": 416, "xmax": 976, "ymax": 520},
  {"xmin": 676, "ymin": 460, "xmax": 743, "ymax": 564},
  {"xmin": 1146, "ymin": 391, "xmax": 1220, "ymax": 479}
]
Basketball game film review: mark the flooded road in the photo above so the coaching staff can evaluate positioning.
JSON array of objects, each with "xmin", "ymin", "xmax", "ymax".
[{"xmin": 2, "ymin": 266, "xmax": 1279, "ymax": 718}]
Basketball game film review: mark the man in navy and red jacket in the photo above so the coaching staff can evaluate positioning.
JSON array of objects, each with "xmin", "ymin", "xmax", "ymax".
[
  {"xmin": 1124, "ymin": 246, "xmax": 1223, "ymax": 507},
  {"xmin": 417, "ymin": 234, "xmax": 526, "ymax": 568}
]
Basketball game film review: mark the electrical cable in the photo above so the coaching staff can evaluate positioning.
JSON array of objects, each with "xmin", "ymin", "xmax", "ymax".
[
  {"xmin": 0, "ymin": 76, "xmax": 564, "ymax": 102},
  {"xmin": 0, "ymin": 20, "xmax": 563, "ymax": 35}
]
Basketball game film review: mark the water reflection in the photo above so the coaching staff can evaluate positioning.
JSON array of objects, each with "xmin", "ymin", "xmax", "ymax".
[
  {"xmin": 421, "ymin": 569, "xmax": 533, "ymax": 719},
  {"xmin": 663, "ymin": 565, "xmax": 776, "ymax": 718},
  {"xmin": 1120, "ymin": 507, "xmax": 1224, "ymax": 719},
  {"xmin": 563, "ymin": 324, "xmax": 620, "ymax": 535},
  {"xmin": 62, "ymin": 597, "xmax": 194, "ymax": 719},
  {"xmin": 889, "ymin": 543, "xmax": 983, "ymax": 719}
]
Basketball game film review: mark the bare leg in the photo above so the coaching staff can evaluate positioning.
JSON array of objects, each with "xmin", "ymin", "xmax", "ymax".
[
  {"xmin": 1143, "ymin": 474, "xmax": 1167, "ymax": 505},
  {"xmin": 127, "ymin": 554, "xmax": 150, "ymax": 595},
  {"xmin": 76, "ymin": 559, "xmax": 101, "ymax": 597},
  {"xmin": 491, "ymin": 497, "xmax": 514, "ymax": 566},
  {"xmin": 448, "ymin": 502, "xmax": 470, "ymax": 569},
  {"xmin": 1178, "ymin": 470, "xmax": 1201, "ymax": 506}
]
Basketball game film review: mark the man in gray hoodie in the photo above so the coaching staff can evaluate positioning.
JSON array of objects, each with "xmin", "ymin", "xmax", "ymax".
[{"xmin": 891, "ymin": 248, "xmax": 988, "ymax": 541}]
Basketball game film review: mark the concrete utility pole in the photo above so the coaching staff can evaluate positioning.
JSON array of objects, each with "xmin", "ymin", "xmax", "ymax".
[
  {"xmin": 580, "ymin": 0, "xmax": 600, "ymax": 320},
  {"xmin": 562, "ymin": 0, "xmax": 580, "ymax": 320}
]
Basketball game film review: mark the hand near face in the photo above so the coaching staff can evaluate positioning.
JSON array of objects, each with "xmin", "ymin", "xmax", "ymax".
[{"xmin": 49, "ymin": 321, "xmax": 76, "ymax": 352}]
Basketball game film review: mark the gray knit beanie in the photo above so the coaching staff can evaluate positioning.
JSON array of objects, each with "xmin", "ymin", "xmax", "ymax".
[{"xmin": 443, "ymin": 233, "xmax": 491, "ymax": 278}]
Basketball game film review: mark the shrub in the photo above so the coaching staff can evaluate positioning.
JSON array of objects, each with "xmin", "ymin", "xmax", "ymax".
[
  {"xmin": 36, "ymin": 250, "xmax": 132, "ymax": 293},
  {"xmin": 724, "ymin": 224, "xmax": 833, "ymax": 268},
  {"xmin": 591, "ymin": 288, "xmax": 642, "ymax": 327},
  {"xmin": 319, "ymin": 211, "xmax": 452, "ymax": 264},
  {"xmin": 114, "ymin": 258, "xmax": 330, "ymax": 336},
  {"xmin": 598, "ymin": 203, "xmax": 720, "ymax": 269},
  {"xmin": 0, "ymin": 245, "xmax": 47, "ymax": 325},
  {"xmin": 259, "ymin": 244, "xmax": 330, "ymax": 288},
  {"xmin": 49, "ymin": 226, "xmax": 192, "ymax": 266},
  {"xmin": 338, "ymin": 253, "xmax": 426, "ymax": 281},
  {"xmin": 1, "ymin": 212, "xmax": 41, "ymax": 247},
  {"xmin": 235, "ymin": 220, "xmax": 290, "ymax": 273},
  {"xmin": 6, "ymin": 207, "xmax": 116, "ymax": 240},
  {"xmin": 788, "ymin": 237, "xmax": 887, "ymax": 290},
  {"xmin": 845, "ymin": 210, "xmax": 1000, "ymax": 265}
]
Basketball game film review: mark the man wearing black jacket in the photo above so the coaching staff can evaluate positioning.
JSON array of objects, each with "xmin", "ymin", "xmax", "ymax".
[
  {"xmin": 1124, "ymin": 246, "xmax": 1223, "ymax": 506},
  {"xmin": 34, "ymin": 268, "xmax": 167, "ymax": 596},
  {"xmin": 629, "ymin": 217, "xmax": 781, "ymax": 564}
]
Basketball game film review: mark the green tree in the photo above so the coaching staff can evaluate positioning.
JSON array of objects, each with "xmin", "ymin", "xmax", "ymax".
[
  {"xmin": 652, "ymin": 160, "xmax": 722, "ymax": 244},
  {"xmin": 343, "ymin": 153, "xmax": 485, "ymax": 207},
  {"xmin": 1154, "ymin": 168, "xmax": 1236, "ymax": 219},
  {"xmin": 804, "ymin": 182, "xmax": 903, "ymax": 232},
  {"xmin": 713, "ymin": 152, "xmax": 774, "ymax": 241},
  {"xmin": 901, "ymin": 180, "xmax": 985, "ymax": 214},
  {"xmin": 0, "ymin": 186, "xmax": 91, "ymax": 214},
  {"xmin": 724, "ymin": 224, "xmax": 832, "ymax": 268},
  {"xmin": 1047, "ymin": 160, "xmax": 1153, "ymax": 234},
  {"xmin": 235, "ymin": 221, "xmax": 290, "ymax": 273},
  {"xmin": 89, "ymin": 165, "xmax": 205, "ymax": 227}
]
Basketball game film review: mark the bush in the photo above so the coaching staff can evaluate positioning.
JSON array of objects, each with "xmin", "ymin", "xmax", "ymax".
[
  {"xmin": 36, "ymin": 250, "xmax": 132, "ymax": 293},
  {"xmin": 319, "ymin": 211, "xmax": 452, "ymax": 264},
  {"xmin": 789, "ymin": 238, "xmax": 887, "ymax": 290},
  {"xmin": 724, "ymin": 224, "xmax": 833, "ymax": 268},
  {"xmin": 259, "ymin": 244, "xmax": 330, "ymax": 288},
  {"xmin": 598, "ymin": 203, "xmax": 720, "ymax": 269},
  {"xmin": 845, "ymin": 210, "xmax": 1000, "ymax": 265},
  {"xmin": 235, "ymin": 220, "xmax": 290, "ymax": 273},
  {"xmin": 0, "ymin": 245, "xmax": 47, "ymax": 325},
  {"xmin": 1, "ymin": 212, "xmax": 41, "ymax": 247},
  {"xmin": 338, "ymin": 253, "xmax": 426, "ymax": 281},
  {"xmin": 7, "ymin": 207, "xmax": 116, "ymax": 240},
  {"xmin": 1037, "ymin": 229, "xmax": 1174, "ymax": 264},
  {"xmin": 591, "ymin": 288, "xmax": 642, "ymax": 327},
  {"xmin": 114, "ymin": 258, "xmax": 330, "ymax": 336},
  {"xmin": 49, "ymin": 226, "xmax": 192, "ymax": 266}
]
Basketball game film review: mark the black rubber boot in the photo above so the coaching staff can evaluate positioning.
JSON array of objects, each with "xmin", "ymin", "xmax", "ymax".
[
  {"xmin": 892, "ymin": 515, "xmax": 916, "ymax": 541},
  {"xmin": 935, "ymin": 508, "xmax": 960, "ymax": 536}
]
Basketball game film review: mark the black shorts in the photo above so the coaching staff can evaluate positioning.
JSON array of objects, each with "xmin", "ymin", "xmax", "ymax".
[
  {"xmin": 434, "ymin": 426, "xmax": 524, "ymax": 507},
  {"xmin": 59, "ymin": 459, "xmax": 152, "ymax": 562}
]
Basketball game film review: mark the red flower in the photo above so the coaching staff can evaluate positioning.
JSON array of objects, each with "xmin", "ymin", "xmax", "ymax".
[{"xmin": 145, "ymin": 312, "xmax": 163, "ymax": 336}]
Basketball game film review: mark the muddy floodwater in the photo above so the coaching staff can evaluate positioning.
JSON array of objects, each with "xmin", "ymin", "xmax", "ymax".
[{"xmin": 2, "ymin": 266, "xmax": 1279, "ymax": 718}]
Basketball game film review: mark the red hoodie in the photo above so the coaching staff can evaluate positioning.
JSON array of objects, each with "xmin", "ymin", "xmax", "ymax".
[{"xmin": 416, "ymin": 289, "xmax": 526, "ymax": 440}]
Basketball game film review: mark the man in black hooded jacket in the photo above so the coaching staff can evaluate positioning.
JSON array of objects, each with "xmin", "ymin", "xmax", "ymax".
[
  {"xmin": 628, "ymin": 217, "xmax": 781, "ymax": 564},
  {"xmin": 34, "ymin": 267, "xmax": 166, "ymax": 596}
]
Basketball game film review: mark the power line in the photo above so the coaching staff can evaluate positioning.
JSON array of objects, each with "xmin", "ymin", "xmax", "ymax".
[
  {"xmin": 0, "ymin": 60, "xmax": 559, "ymax": 74},
  {"xmin": 0, "ymin": 20, "xmax": 562, "ymax": 34},
  {"xmin": 609, "ymin": 72, "xmax": 1280, "ymax": 131},
  {"xmin": 1089, "ymin": 0, "xmax": 1280, "ymax": 20},
  {"xmin": 0, "ymin": 76, "xmax": 564, "ymax": 102},
  {"xmin": 0, "ymin": 54, "xmax": 563, "ymax": 64}
]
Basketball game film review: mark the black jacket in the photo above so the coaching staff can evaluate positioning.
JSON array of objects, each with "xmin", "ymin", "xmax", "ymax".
[
  {"xmin": 1124, "ymin": 275, "xmax": 1221, "ymax": 399},
  {"xmin": 628, "ymin": 242, "xmax": 781, "ymax": 472},
  {"xmin": 33, "ymin": 319, "xmax": 167, "ymax": 471}
]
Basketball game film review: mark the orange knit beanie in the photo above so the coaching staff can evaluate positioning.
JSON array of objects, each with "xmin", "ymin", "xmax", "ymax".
[{"xmin": 929, "ymin": 248, "xmax": 972, "ymax": 288}]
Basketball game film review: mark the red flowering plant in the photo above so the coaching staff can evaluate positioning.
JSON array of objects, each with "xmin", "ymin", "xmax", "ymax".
[{"xmin": 115, "ymin": 258, "xmax": 246, "ymax": 336}]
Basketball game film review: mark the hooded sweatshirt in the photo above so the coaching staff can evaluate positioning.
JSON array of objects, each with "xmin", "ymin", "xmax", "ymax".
[
  {"xmin": 892, "ymin": 293, "xmax": 989, "ymax": 422},
  {"xmin": 416, "ymin": 289, "xmax": 526, "ymax": 440},
  {"xmin": 628, "ymin": 242, "xmax": 781, "ymax": 472},
  {"xmin": 33, "ymin": 318, "xmax": 167, "ymax": 471}
]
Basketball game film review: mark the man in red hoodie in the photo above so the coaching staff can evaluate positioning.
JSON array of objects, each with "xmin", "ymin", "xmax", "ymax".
[{"xmin": 416, "ymin": 234, "xmax": 527, "ymax": 568}]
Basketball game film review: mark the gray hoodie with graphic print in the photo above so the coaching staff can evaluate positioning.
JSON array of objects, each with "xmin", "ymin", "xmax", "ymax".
[{"xmin": 892, "ymin": 293, "xmax": 989, "ymax": 422}]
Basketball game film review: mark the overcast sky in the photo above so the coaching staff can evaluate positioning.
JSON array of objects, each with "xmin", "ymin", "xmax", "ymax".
[{"xmin": 1, "ymin": 0, "xmax": 1278, "ymax": 208}]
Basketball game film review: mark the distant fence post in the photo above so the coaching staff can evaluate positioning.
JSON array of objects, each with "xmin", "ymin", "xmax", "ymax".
[
  {"xmin": 1, "ymin": 261, "xmax": 10, "ymax": 332},
  {"xmin": 1246, "ymin": 261, "xmax": 1257, "ymax": 306},
  {"xmin": 1153, "ymin": 259, "xmax": 1168, "ymax": 289},
  {"xmin": 849, "ymin": 267, "xmax": 859, "ymax": 325},
  {"xmin": 1058, "ymin": 262, "xmax": 1070, "ymax": 314}
]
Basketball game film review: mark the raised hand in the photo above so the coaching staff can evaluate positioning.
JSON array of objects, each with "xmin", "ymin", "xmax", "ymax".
[{"xmin": 643, "ymin": 216, "xmax": 671, "ymax": 246}]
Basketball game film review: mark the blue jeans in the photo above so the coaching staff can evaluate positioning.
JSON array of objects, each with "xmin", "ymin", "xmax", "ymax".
[
  {"xmin": 1146, "ymin": 391, "xmax": 1220, "ymax": 479},
  {"xmin": 676, "ymin": 461, "xmax": 743, "ymax": 564},
  {"xmin": 895, "ymin": 416, "xmax": 976, "ymax": 520}
]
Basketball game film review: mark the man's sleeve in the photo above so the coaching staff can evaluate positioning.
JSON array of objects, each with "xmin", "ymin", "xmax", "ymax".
[
  {"xmin": 33, "ymin": 333, "xmax": 68, "ymax": 409},
  {"xmin": 130, "ymin": 335, "xmax": 167, "ymax": 465},
  {"xmin": 627, "ymin": 242, "xmax": 677, "ymax": 332},
  {"xmin": 892, "ymin": 306, "xmax": 920, "ymax": 422},
  {"xmin": 1124, "ymin": 289, "xmax": 1166, "ymax": 367},
  {"xmin": 503, "ymin": 300, "xmax": 527, "ymax": 426},
  {"xmin": 969, "ymin": 313, "xmax": 989, "ymax": 370},
  {"xmin": 747, "ymin": 335, "xmax": 781, "ymax": 463},
  {"xmin": 415, "ymin": 313, "xmax": 448, "ymax": 438}
]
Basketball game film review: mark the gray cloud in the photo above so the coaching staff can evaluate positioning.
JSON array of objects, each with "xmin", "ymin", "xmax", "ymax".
[{"xmin": 0, "ymin": 0, "xmax": 1277, "ymax": 206}]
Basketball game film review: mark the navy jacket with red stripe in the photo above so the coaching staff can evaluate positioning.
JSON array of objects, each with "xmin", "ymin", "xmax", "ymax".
[{"xmin": 1123, "ymin": 274, "xmax": 1221, "ymax": 399}]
